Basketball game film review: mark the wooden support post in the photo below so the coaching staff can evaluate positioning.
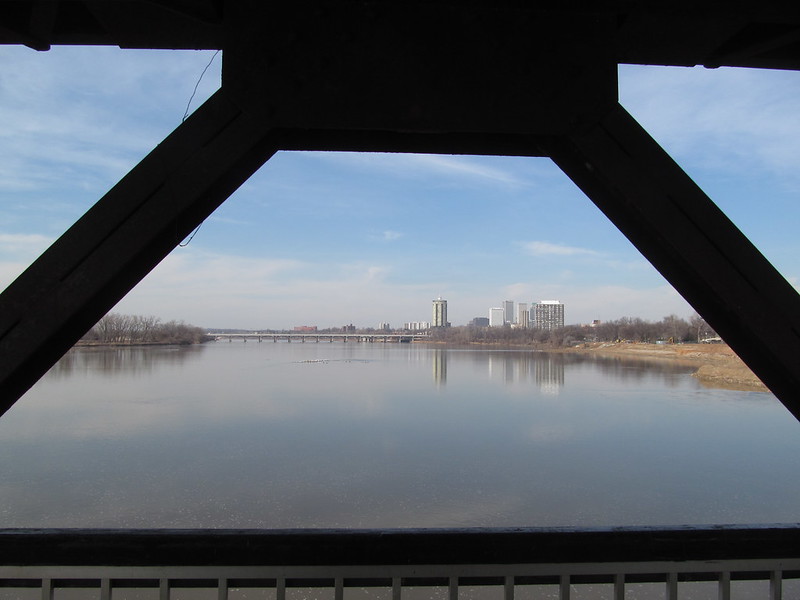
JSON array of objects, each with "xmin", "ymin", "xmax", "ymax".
[
  {"xmin": 666, "ymin": 573, "xmax": 678, "ymax": 600},
  {"xmin": 504, "ymin": 575, "xmax": 514, "ymax": 600},
  {"xmin": 0, "ymin": 89, "xmax": 281, "ymax": 413},
  {"xmin": 719, "ymin": 571, "xmax": 730, "ymax": 600},
  {"xmin": 549, "ymin": 103, "xmax": 800, "ymax": 418},
  {"xmin": 770, "ymin": 570, "xmax": 782, "ymax": 600},
  {"xmin": 559, "ymin": 574, "xmax": 570, "ymax": 600}
]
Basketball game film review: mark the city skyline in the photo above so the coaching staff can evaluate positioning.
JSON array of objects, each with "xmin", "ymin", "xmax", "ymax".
[{"xmin": 1, "ymin": 47, "xmax": 799, "ymax": 329}]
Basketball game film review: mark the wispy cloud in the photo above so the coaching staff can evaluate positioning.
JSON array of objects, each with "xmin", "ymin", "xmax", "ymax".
[
  {"xmin": 366, "ymin": 230, "xmax": 404, "ymax": 242},
  {"xmin": 307, "ymin": 152, "xmax": 531, "ymax": 187},
  {"xmin": 0, "ymin": 46, "xmax": 221, "ymax": 194},
  {"xmin": 0, "ymin": 234, "xmax": 54, "ymax": 287},
  {"xmin": 383, "ymin": 230, "xmax": 402, "ymax": 241},
  {"xmin": 402, "ymin": 154, "xmax": 525, "ymax": 186},
  {"xmin": 521, "ymin": 241, "xmax": 600, "ymax": 257},
  {"xmin": 620, "ymin": 65, "xmax": 800, "ymax": 178},
  {"xmin": 0, "ymin": 233, "xmax": 53, "ymax": 252}
]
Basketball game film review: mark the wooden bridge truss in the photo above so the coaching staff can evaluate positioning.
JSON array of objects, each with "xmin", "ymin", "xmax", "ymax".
[{"xmin": 1, "ymin": 2, "xmax": 800, "ymax": 587}]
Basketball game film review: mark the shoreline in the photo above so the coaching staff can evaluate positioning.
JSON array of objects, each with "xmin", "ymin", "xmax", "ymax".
[
  {"xmin": 74, "ymin": 338, "xmax": 767, "ymax": 393},
  {"xmin": 546, "ymin": 341, "xmax": 766, "ymax": 392},
  {"xmin": 423, "ymin": 339, "xmax": 767, "ymax": 393}
]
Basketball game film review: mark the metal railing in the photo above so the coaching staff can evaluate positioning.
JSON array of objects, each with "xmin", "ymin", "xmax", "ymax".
[{"xmin": 1, "ymin": 526, "xmax": 800, "ymax": 599}]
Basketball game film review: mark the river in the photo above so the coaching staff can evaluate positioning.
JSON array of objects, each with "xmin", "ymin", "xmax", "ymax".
[{"xmin": 5, "ymin": 341, "xmax": 800, "ymax": 529}]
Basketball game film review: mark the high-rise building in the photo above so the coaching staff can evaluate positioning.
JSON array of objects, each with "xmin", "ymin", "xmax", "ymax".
[
  {"xmin": 503, "ymin": 300, "xmax": 514, "ymax": 324},
  {"xmin": 517, "ymin": 303, "xmax": 529, "ymax": 328},
  {"xmin": 489, "ymin": 307, "xmax": 505, "ymax": 327},
  {"xmin": 432, "ymin": 297, "xmax": 448, "ymax": 328},
  {"xmin": 531, "ymin": 300, "xmax": 565, "ymax": 330}
]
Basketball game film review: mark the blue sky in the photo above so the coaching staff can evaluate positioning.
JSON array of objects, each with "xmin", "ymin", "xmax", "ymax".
[{"xmin": 1, "ymin": 46, "xmax": 798, "ymax": 330}]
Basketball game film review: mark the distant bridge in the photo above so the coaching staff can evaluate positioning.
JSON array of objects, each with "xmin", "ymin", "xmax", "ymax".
[{"xmin": 209, "ymin": 332, "xmax": 429, "ymax": 343}]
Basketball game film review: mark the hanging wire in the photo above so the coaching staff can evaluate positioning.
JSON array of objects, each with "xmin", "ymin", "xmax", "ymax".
[
  {"xmin": 182, "ymin": 49, "xmax": 220, "ymax": 122},
  {"xmin": 179, "ymin": 50, "xmax": 220, "ymax": 246},
  {"xmin": 179, "ymin": 222, "xmax": 203, "ymax": 247}
]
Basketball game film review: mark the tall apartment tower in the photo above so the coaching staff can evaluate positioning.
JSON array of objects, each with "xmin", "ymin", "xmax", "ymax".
[
  {"xmin": 432, "ymin": 297, "xmax": 448, "ymax": 328},
  {"xmin": 532, "ymin": 300, "xmax": 565, "ymax": 330},
  {"xmin": 503, "ymin": 300, "xmax": 514, "ymax": 324},
  {"xmin": 517, "ymin": 302, "xmax": 529, "ymax": 328},
  {"xmin": 489, "ymin": 307, "xmax": 505, "ymax": 327}
]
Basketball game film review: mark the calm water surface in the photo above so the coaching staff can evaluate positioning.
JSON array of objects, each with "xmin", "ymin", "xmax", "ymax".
[{"xmin": 6, "ymin": 341, "xmax": 800, "ymax": 528}]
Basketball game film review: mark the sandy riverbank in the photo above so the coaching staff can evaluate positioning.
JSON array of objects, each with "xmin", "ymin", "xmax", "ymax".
[{"xmin": 560, "ymin": 342, "xmax": 767, "ymax": 392}]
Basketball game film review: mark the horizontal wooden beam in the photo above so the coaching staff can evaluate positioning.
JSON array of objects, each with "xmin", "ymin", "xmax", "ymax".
[{"xmin": 1, "ymin": 525, "xmax": 799, "ymax": 566}]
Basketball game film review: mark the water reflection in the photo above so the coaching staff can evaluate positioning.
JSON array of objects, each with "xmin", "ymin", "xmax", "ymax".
[
  {"xmin": 482, "ymin": 352, "xmax": 565, "ymax": 394},
  {"xmin": 47, "ymin": 345, "xmax": 203, "ymax": 379},
  {"xmin": 432, "ymin": 349, "xmax": 447, "ymax": 387},
  {"xmin": 443, "ymin": 349, "xmax": 698, "ymax": 396},
  {"xmin": 534, "ymin": 355, "xmax": 564, "ymax": 395},
  {"xmin": 9, "ymin": 342, "xmax": 792, "ymax": 529}
]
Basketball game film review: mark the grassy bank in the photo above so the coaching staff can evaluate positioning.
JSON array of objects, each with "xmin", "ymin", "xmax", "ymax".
[{"xmin": 560, "ymin": 342, "xmax": 767, "ymax": 392}]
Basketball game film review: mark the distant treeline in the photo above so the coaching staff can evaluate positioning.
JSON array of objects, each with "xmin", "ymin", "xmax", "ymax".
[
  {"xmin": 429, "ymin": 314, "xmax": 716, "ymax": 347},
  {"xmin": 81, "ymin": 313, "xmax": 209, "ymax": 345}
]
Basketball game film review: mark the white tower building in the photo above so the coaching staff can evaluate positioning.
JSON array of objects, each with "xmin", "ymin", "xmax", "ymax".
[
  {"xmin": 432, "ymin": 297, "xmax": 448, "ymax": 328},
  {"xmin": 489, "ymin": 307, "xmax": 505, "ymax": 327}
]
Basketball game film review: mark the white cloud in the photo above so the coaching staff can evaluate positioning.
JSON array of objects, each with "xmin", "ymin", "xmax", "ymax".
[
  {"xmin": 521, "ymin": 241, "xmax": 599, "ymax": 257},
  {"xmin": 111, "ymin": 249, "xmax": 439, "ymax": 329},
  {"xmin": 564, "ymin": 285, "xmax": 692, "ymax": 324},
  {"xmin": 619, "ymin": 65, "xmax": 800, "ymax": 178},
  {"xmin": 307, "ymin": 151, "xmax": 531, "ymax": 187},
  {"xmin": 0, "ymin": 234, "xmax": 55, "ymax": 291},
  {"xmin": 0, "ymin": 233, "xmax": 53, "ymax": 254},
  {"xmin": 502, "ymin": 282, "xmax": 535, "ymax": 300},
  {"xmin": 382, "ymin": 230, "xmax": 403, "ymax": 241},
  {"xmin": 0, "ymin": 46, "xmax": 221, "ymax": 194}
]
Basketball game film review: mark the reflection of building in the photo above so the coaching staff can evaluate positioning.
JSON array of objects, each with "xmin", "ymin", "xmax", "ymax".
[
  {"xmin": 432, "ymin": 297, "xmax": 448, "ymax": 328},
  {"xmin": 534, "ymin": 354, "xmax": 565, "ymax": 395},
  {"xmin": 503, "ymin": 300, "xmax": 514, "ymax": 324},
  {"xmin": 532, "ymin": 300, "xmax": 565, "ymax": 330},
  {"xmin": 432, "ymin": 349, "xmax": 447, "ymax": 387},
  {"xmin": 489, "ymin": 308, "xmax": 505, "ymax": 327}
]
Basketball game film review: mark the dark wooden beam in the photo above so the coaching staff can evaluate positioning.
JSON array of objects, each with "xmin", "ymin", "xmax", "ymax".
[
  {"xmin": 548, "ymin": 103, "xmax": 800, "ymax": 417},
  {"xmin": 276, "ymin": 129, "xmax": 551, "ymax": 157},
  {"xmin": 0, "ymin": 89, "xmax": 281, "ymax": 412},
  {"xmin": 1, "ymin": 525, "xmax": 800, "ymax": 567},
  {"xmin": 224, "ymin": 2, "xmax": 616, "ymax": 136}
]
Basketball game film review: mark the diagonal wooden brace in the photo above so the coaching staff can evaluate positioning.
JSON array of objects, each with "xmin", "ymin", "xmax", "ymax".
[
  {"xmin": 0, "ymin": 89, "xmax": 281, "ymax": 413},
  {"xmin": 549, "ymin": 103, "xmax": 800, "ymax": 417}
]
